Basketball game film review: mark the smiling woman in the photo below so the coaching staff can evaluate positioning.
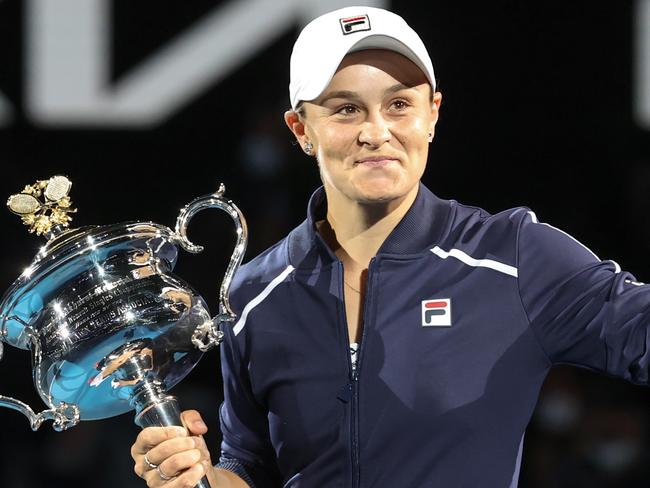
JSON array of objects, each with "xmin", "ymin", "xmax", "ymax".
[
  {"xmin": 285, "ymin": 49, "xmax": 441, "ymax": 212},
  {"xmin": 128, "ymin": 6, "xmax": 650, "ymax": 488}
]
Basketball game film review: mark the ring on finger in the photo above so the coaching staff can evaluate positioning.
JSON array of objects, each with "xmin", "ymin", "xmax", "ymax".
[
  {"xmin": 144, "ymin": 453, "xmax": 158, "ymax": 470},
  {"xmin": 157, "ymin": 464, "xmax": 174, "ymax": 481}
]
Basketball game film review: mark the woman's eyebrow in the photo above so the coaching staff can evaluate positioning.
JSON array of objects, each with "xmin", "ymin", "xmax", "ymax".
[
  {"xmin": 384, "ymin": 82, "xmax": 413, "ymax": 95},
  {"xmin": 316, "ymin": 83, "xmax": 416, "ymax": 105},
  {"xmin": 317, "ymin": 90, "xmax": 360, "ymax": 104}
]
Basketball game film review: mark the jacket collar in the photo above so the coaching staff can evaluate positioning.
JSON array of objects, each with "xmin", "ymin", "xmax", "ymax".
[{"xmin": 287, "ymin": 183, "xmax": 451, "ymax": 269}]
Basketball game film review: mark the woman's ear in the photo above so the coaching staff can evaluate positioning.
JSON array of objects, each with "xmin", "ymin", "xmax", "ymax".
[
  {"xmin": 284, "ymin": 109, "xmax": 306, "ymax": 139},
  {"xmin": 429, "ymin": 91, "xmax": 443, "ymax": 138},
  {"xmin": 285, "ymin": 109, "xmax": 314, "ymax": 155}
]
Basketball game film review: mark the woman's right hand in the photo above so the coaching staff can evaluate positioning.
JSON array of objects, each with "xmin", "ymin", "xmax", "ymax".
[{"xmin": 131, "ymin": 410, "xmax": 214, "ymax": 487}]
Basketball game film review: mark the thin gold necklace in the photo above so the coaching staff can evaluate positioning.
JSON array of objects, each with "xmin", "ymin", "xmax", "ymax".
[{"xmin": 344, "ymin": 279, "xmax": 361, "ymax": 294}]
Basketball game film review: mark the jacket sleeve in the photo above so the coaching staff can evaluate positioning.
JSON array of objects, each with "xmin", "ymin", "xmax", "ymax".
[
  {"xmin": 517, "ymin": 210, "xmax": 650, "ymax": 384},
  {"xmin": 215, "ymin": 314, "xmax": 282, "ymax": 487}
]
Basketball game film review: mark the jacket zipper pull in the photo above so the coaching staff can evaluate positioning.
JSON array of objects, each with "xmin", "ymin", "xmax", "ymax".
[{"xmin": 337, "ymin": 382, "xmax": 353, "ymax": 403}]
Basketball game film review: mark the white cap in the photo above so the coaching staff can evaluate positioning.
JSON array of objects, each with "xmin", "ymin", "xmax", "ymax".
[{"xmin": 289, "ymin": 6, "xmax": 436, "ymax": 110}]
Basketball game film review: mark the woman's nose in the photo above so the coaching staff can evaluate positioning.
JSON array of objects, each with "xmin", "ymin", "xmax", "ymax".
[{"xmin": 358, "ymin": 113, "xmax": 391, "ymax": 147}]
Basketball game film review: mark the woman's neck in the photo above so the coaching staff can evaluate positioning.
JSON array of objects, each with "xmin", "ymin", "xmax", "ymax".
[{"xmin": 320, "ymin": 185, "xmax": 419, "ymax": 268}]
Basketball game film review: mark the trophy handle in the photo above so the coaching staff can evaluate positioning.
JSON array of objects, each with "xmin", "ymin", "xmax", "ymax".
[
  {"xmin": 0, "ymin": 394, "xmax": 79, "ymax": 431},
  {"xmin": 173, "ymin": 183, "xmax": 248, "ymax": 351},
  {"xmin": 0, "ymin": 330, "xmax": 80, "ymax": 431}
]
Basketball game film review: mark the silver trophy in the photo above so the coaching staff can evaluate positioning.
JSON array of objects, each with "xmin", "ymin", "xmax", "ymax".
[{"xmin": 0, "ymin": 176, "xmax": 247, "ymax": 488}]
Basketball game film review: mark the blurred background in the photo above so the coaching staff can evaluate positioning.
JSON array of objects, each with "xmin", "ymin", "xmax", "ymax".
[{"xmin": 1, "ymin": 0, "xmax": 650, "ymax": 486}]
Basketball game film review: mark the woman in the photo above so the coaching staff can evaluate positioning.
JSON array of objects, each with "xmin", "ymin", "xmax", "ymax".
[{"xmin": 131, "ymin": 6, "xmax": 648, "ymax": 488}]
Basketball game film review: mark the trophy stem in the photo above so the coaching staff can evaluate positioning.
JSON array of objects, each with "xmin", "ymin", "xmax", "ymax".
[
  {"xmin": 131, "ymin": 380, "xmax": 176, "ymax": 428},
  {"xmin": 131, "ymin": 381, "xmax": 212, "ymax": 488}
]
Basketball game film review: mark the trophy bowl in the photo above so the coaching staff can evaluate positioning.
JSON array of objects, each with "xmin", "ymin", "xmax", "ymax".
[{"xmin": 0, "ymin": 176, "xmax": 247, "ymax": 488}]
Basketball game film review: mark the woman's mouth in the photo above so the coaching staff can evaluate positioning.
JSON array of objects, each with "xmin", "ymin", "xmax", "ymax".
[{"xmin": 355, "ymin": 156, "xmax": 399, "ymax": 167}]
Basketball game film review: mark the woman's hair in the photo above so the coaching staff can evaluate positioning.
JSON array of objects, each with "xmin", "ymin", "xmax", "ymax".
[{"xmin": 295, "ymin": 102, "xmax": 306, "ymax": 119}]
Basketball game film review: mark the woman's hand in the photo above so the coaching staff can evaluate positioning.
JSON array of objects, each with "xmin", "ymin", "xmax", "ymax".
[{"xmin": 131, "ymin": 410, "xmax": 215, "ymax": 487}]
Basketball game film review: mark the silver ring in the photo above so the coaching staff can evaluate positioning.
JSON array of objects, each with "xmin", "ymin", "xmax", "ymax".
[
  {"xmin": 144, "ymin": 453, "xmax": 158, "ymax": 470},
  {"xmin": 157, "ymin": 464, "xmax": 174, "ymax": 481}
]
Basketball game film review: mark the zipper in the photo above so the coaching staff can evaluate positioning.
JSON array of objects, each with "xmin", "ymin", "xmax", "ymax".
[
  {"xmin": 337, "ymin": 262, "xmax": 357, "ymax": 488},
  {"xmin": 341, "ymin": 258, "xmax": 376, "ymax": 488}
]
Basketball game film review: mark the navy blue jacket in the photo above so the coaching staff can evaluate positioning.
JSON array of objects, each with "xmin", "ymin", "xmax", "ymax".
[{"xmin": 217, "ymin": 184, "xmax": 648, "ymax": 487}]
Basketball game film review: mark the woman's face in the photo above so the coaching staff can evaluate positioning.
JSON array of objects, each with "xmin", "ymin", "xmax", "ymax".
[{"xmin": 286, "ymin": 49, "xmax": 442, "ymax": 208}]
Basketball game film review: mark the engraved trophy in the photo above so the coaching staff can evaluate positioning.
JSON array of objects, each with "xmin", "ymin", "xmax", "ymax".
[{"xmin": 0, "ymin": 176, "xmax": 247, "ymax": 488}]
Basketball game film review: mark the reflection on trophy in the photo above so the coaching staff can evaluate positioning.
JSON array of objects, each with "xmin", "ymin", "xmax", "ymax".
[{"xmin": 0, "ymin": 176, "xmax": 247, "ymax": 488}]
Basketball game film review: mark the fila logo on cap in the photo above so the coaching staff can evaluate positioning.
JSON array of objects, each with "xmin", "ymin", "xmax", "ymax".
[
  {"xmin": 339, "ymin": 14, "xmax": 371, "ymax": 35},
  {"xmin": 421, "ymin": 299, "xmax": 452, "ymax": 327}
]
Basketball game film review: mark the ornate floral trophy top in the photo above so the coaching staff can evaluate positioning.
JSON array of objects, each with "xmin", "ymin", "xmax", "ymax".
[{"xmin": 1, "ymin": 176, "xmax": 247, "ymax": 488}]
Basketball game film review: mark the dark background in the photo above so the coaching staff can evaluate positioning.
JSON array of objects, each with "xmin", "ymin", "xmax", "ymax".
[{"xmin": 1, "ymin": 1, "xmax": 650, "ymax": 486}]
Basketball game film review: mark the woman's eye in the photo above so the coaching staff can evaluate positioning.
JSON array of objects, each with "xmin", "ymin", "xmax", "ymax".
[
  {"xmin": 391, "ymin": 99, "xmax": 409, "ymax": 110},
  {"xmin": 336, "ymin": 104, "xmax": 358, "ymax": 115}
]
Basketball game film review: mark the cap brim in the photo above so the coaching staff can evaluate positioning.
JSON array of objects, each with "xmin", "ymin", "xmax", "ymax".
[{"xmin": 292, "ymin": 33, "xmax": 435, "ymax": 108}]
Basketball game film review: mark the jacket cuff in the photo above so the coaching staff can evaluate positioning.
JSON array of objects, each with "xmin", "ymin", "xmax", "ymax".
[{"xmin": 215, "ymin": 455, "xmax": 257, "ymax": 488}]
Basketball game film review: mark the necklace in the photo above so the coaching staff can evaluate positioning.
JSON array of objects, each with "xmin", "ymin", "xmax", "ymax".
[{"xmin": 344, "ymin": 279, "xmax": 361, "ymax": 294}]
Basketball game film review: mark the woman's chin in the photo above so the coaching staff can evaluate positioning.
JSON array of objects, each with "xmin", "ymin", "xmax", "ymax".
[
  {"xmin": 351, "ymin": 176, "xmax": 418, "ymax": 202},
  {"xmin": 353, "ymin": 186, "xmax": 409, "ymax": 205}
]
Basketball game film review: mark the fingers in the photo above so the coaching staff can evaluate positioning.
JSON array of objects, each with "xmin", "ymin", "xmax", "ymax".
[
  {"xmin": 146, "ymin": 436, "xmax": 212, "ymax": 482},
  {"xmin": 132, "ymin": 426, "xmax": 187, "ymax": 479},
  {"xmin": 143, "ymin": 462, "xmax": 206, "ymax": 488},
  {"xmin": 173, "ymin": 463, "xmax": 208, "ymax": 488},
  {"xmin": 146, "ymin": 436, "xmax": 199, "ymax": 466},
  {"xmin": 135, "ymin": 445, "xmax": 203, "ymax": 485},
  {"xmin": 133, "ymin": 426, "xmax": 188, "ymax": 456},
  {"xmin": 181, "ymin": 409, "xmax": 208, "ymax": 435},
  {"xmin": 131, "ymin": 410, "xmax": 210, "ymax": 486},
  {"xmin": 192, "ymin": 435, "xmax": 212, "ymax": 466},
  {"xmin": 157, "ymin": 447, "xmax": 202, "ymax": 480}
]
